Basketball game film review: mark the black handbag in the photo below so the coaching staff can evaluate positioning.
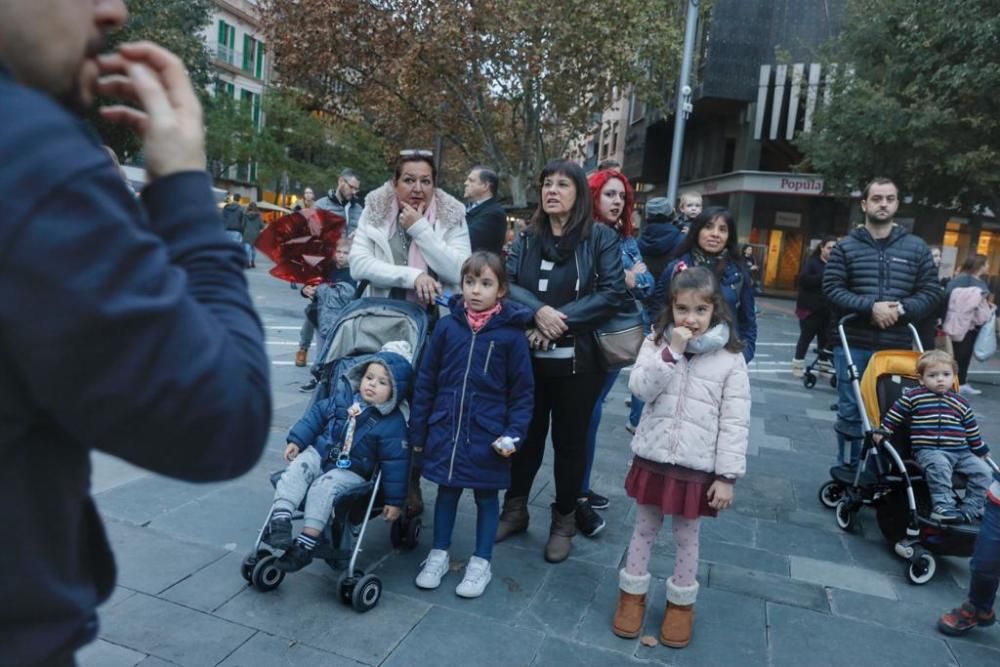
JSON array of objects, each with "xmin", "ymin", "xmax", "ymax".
[{"xmin": 594, "ymin": 302, "xmax": 645, "ymax": 368}]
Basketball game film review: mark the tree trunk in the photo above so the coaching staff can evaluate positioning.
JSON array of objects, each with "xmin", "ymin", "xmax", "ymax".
[{"xmin": 507, "ymin": 173, "xmax": 528, "ymax": 209}]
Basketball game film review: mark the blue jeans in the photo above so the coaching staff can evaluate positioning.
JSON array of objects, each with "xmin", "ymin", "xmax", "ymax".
[
  {"xmin": 970, "ymin": 500, "xmax": 1000, "ymax": 613},
  {"xmin": 243, "ymin": 242, "xmax": 255, "ymax": 265},
  {"xmin": 915, "ymin": 449, "xmax": 992, "ymax": 517},
  {"xmin": 833, "ymin": 345, "xmax": 874, "ymax": 465},
  {"xmin": 432, "ymin": 486, "xmax": 499, "ymax": 561},
  {"xmin": 226, "ymin": 230, "xmax": 243, "ymax": 245},
  {"xmin": 582, "ymin": 370, "xmax": 620, "ymax": 494}
]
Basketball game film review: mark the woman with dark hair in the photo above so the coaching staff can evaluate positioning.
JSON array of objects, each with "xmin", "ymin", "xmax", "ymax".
[
  {"xmin": 944, "ymin": 254, "xmax": 993, "ymax": 395},
  {"xmin": 648, "ymin": 207, "xmax": 757, "ymax": 361},
  {"xmin": 575, "ymin": 169, "xmax": 654, "ymax": 536},
  {"xmin": 349, "ymin": 151, "xmax": 471, "ymax": 304},
  {"xmin": 792, "ymin": 236, "xmax": 837, "ymax": 377},
  {"xmin": 496, "ymin": 159, "xmax": 627, "ymax": 562}
]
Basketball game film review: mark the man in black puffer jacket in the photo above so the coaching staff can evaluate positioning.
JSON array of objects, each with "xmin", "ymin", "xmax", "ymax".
[{"xmin": 823, "ymin": 177, "xmax": 940, "ymax": 465}]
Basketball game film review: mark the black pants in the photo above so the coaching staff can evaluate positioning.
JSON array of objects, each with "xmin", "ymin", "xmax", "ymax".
[
  {"xmin": 954, "ymin": 327, "xmax": 979, "ymax": 385},
  {"xmin": 795, "ymin": 311, "xmax": 830, "ymax": 360},
  {"xmin": 508, "ymin": 369, "xmax": 606, "ymax": 515}
]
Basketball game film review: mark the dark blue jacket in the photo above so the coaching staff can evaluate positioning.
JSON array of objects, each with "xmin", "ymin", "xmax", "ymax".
[
  {"xmin": 409, "ymin": 297, "xmax": 535, "ymax": 489},
  {"xmin": 637, "ymin": 215, "xmax": 684, "ymax": 281},
  {"xmin": 822, "ymin": 225, "xmax": 939, "ymax": 350},
  {"xmin": 0, "ymin": 66, "xmax": 271, "ymax": 666},
  {"xmin": 288, "ymin": 352, "xmax": 413, "ymax": 505},
  {"xmin": 650, "ymin": 253, "xmax": 758, "ymax": 362}
]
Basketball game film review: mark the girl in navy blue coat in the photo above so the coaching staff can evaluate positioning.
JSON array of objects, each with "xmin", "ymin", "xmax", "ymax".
[{"xmin": 409, "ymin": 251, "xmax": 535, "ymax": 598}]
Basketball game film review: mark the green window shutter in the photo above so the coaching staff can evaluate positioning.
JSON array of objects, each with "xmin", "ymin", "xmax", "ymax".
[
  {"xmin": 255, "ymin": 44, "xmax": 264, "ymax": 79},
  {"xmin": 253, "ymin": 93, "xmax": 261, "ymax": 127},
  {"xmin": 228, "ymin": 24, "xmax": 235, "ymax": 49},
  {"xmin": 217, "ymin": 21, "xmax": 225, "ymax": 45},
  {"xmin": 242, "ymin": 35, "xmax": 249, "ymax": 71}
]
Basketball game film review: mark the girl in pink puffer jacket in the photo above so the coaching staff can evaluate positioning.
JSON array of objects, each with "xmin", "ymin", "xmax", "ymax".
[{"xmin": 612, "ymin": 266, "xmax": 750, "ymax": 649}]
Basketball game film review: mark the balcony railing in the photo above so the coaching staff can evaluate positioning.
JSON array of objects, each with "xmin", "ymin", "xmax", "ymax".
[{"xmin": 216, "ymin": 44, "xmax": 239, "ymax": 66}]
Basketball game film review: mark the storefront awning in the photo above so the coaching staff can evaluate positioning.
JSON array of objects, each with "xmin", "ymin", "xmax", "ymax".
[{"xmin": 681, "ymin": 171, "xmax": 827, "ymax": 197}]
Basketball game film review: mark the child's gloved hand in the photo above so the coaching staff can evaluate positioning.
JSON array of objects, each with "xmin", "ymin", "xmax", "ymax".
[
  {"xmin": 382, "ymin": 505, "xmax": 401, "ymax": 522},
  {"xmin": 284, "ymin": 443, "xmax": 301, "ymax": 462}
]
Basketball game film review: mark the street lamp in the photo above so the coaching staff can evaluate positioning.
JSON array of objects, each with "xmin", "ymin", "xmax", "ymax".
[{"xmin": 666, "ymin": 0, "xmax": 700, "ymax": 208}]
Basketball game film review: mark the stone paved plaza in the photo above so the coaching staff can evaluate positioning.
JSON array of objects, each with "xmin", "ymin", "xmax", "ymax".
[{"xmin": 79, "ymin": 260, "xmax": 1000, "ymax": 666}]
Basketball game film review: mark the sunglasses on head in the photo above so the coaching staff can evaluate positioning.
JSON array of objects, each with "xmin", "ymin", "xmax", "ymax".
[{"xmin": 399, "ymin": 149, "xmax": 434, "ymax": 157}]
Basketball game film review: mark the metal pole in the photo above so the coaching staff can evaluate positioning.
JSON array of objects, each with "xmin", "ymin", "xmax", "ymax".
[{"xmin": 666, "ymin": 0, "xmax": 700, "ymax": 207}]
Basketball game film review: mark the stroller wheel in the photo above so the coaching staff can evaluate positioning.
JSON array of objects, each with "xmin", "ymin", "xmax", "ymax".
[
  {"xmin": 906, "ymin": 550, "xmax": 937, "ymax": 585},
  {"xmin": 351, "ymin": 574, "xmax": 383, "ymax": 612},
  {"xmin": 390, "ymin": 519, "xmax": 403, "ymax": 548},
  {"xmin": 251, "ymin": 555, "xmax": 285, "ymax": 592},
  {"xmin": 338, "ymin": 569, "xmax": 364, "ymax": 605},
  {"xmin": 405, "ymin": 517, "xmax": 422, "ymax": 550},
  {"xmin": 818, "ymin": 481, "xmax": 844, "ymax": 509},
  {"xmin": 241, "ymin": 549, "xmax": 272, "ymax": 583},
  {"xmin": 803, "ymin": 373, "xmax": 817, "ymax": 389},
  {"xmin": 835, "ymin": 499, "xmax": 857, "ymax": 531}
]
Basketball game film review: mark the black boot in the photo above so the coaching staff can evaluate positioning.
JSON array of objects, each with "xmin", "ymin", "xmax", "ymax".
[
  {"xmin": 267, "ymin": 516, "xmax": 293, "ymax": 549},
  {"xmin": 276, "ymin": 542, "xmax": 314, "ymax": 572}
]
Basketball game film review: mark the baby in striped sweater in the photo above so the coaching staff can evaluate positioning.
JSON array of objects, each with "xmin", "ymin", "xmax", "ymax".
[{"xmin": 879, "ymin": 350, "xmax": 992, "ymax": 524}]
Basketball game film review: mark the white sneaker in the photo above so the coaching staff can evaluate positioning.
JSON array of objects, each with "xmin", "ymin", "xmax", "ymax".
[
  {"xmin": 959, "ymin": 384, "xmax": 983, "ymax": 396},
  {"xmin": 791, "ymin": 358, "xmax": 805, "ymax": 378},
  {"xmin": 455, "ymin": 556, "xmax": 492, "ymax": 598},
  {"xmin": 415, "ymin": 549, "xmax": 450, "ymax": 589}
]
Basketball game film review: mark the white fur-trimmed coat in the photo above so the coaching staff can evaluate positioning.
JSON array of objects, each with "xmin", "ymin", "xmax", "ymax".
[
  {"xmin": 628, "ymin": 333, "xmax": 751, "ymax": 479},
  {"xmin": 349, "ymin": 181, "xmax": 471, "ymax": 297}
]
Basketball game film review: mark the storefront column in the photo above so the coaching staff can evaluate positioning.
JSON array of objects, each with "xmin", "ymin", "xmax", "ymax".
[{"xmin": 730, "ymin": 191, "xmax": 756, "ymax": 242}]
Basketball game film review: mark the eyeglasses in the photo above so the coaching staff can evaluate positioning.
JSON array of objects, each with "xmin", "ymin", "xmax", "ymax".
[{"xmin": 399, "ymin": 149, "xmax": 434, "ymax": 157}]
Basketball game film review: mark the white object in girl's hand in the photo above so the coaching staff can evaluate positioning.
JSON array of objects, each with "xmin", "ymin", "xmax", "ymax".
[{"xmin": 493, "ymin": 436, "xmax": 519, "ymax": 454}]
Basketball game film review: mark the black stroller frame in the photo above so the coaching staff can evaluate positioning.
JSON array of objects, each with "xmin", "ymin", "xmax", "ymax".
[
  {"xmin": 818, "ymin": 314, "xmax": 1000, "ymax": 584},
  {"xmin": 802, "ymin": 345, "xmax": 836, "ymax": 390},
  {"xmin": 240, "ymin": 296, "xmax": 429, "ymax": 612}
]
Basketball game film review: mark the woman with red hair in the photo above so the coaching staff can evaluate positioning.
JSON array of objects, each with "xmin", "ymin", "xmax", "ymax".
[{"xmin": 577, "ymin": 169, "xmax": 654, "ymax": 537}]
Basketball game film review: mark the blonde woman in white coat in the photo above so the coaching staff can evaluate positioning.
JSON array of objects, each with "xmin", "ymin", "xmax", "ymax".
[
  {"xmin": 612, "ymin": 266, "xmax": 750, "ymax": 649},
  {"xmin": 350, "ymin": 152, "xmax": 472, "ymax": 304}
]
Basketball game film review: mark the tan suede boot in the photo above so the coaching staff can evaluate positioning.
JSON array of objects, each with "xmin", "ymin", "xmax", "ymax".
[
  {"xmin": 495, "ymin": 496, "xmax": 529, "ymax": 542},
  {"xmin": 612, "ymin": 570, "xmax": 651, "ymax": 638},
  {"xmin": 660, "ymin": 577, "xmax": 699, "ymax": 648},
  {"xmin": 544, "ymin": 504, "xmax": 576, "ymax": 563}
]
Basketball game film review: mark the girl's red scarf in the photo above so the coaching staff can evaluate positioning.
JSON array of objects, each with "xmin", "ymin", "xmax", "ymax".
[{"xmin": 465, "ymin": 302, "xmax": 502, "ymax": 332}]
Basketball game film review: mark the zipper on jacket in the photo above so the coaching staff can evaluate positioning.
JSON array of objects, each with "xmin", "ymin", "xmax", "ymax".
[
  {"xmin": 450, "ymin": 332, "xmax": 477, "ymax": 481},
  {"xmin": 483, "ymin": 341, "xmax": 495, "ymax": 374},
  {"xmin": 573, "ymin": 251, "xmax": 581, "ymax": 375}
]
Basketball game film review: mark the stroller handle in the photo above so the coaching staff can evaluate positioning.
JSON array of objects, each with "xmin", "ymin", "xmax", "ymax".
[
  {"xmin": 836, "ymin": 312, "xmax": 924, "ymax": 358},
  {"xmin": 986, "ymin": 456, "xmax": 1000, "ymax": 475}
]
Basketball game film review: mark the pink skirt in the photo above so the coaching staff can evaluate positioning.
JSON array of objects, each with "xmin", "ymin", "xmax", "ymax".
[{"xmin": 624, "ymin": 457, "xmax": 718, "ymax": 519}]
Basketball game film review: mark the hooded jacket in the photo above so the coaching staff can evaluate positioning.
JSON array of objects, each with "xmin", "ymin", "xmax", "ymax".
[
  {"xmin": 409, "ymin": 296, "xmax": 535, "ymax": 489},
  {"xmin": 286, "ymin": 351, "xmax": 413, "ymax": 505},
  {"xmin": 627, "ymin": 325, "xmax": 750, "ymax": 478},
  {"xmin": 221, "ymin": 202, "xmax": 246, "ymax": 233},
  {"xmin": 637, "ymin": 213, "xmax": 684, "ymax": 280},
  {"xmin": 822, "ymin": 225, "xmax": 940, "ymax": 350},
  {"xmin": 349, "ymin": 181, "xmax": 471, "ymax": 297}
]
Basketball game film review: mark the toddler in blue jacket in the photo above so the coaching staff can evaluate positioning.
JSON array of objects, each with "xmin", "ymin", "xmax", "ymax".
[
  {"xmin": 409, "ymin": 252, "xmax": 535, "ymax": 598},
  {"xmin": 268, "ymin": 345, "xmax": 413, "ymax": 572}
]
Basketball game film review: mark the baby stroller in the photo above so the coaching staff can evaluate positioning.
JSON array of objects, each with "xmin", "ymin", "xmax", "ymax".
[
  {"xmin": 817, "ymin": 314, "xmax": 1000, "ymax": 584},
  {"xmin": 241, "ymin": 296, "xmax": 428, "ymax": 611},
  {"xmin": 802, "ymin": 345, "xmax": 836, "ymax": 390}
]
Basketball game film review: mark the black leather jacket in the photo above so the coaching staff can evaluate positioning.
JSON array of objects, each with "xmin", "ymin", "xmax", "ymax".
[
  {"xmin": 823, "ymin": 225, "xmax": 940, "ymax": 350},
  {"xmin": 506, "ymin": 222, "xmax": 627, "ymax": 373}
]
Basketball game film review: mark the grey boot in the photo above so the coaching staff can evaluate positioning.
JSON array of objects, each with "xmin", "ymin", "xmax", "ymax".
[
  {"xmin": 544, "ymin": 504, "xmax": 577, "ymax": 563},
  {"xmin": 495, "ymin": 496, "xmax": 529, "ymax": 542}
]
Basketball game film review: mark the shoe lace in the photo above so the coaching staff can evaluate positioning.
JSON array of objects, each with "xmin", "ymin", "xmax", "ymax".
[{"xmin": 464, "ymin": 559, "xmax": 489, "ymax": 582}]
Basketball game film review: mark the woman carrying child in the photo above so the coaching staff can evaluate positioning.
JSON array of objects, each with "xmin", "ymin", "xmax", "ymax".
[
  {"xmin": 613, "ymin": 265, "xmax": 750, "ymax": 648},
  {"xmin": 409, "ymin": 251, "xmax": 535, "ymax": 598}
]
